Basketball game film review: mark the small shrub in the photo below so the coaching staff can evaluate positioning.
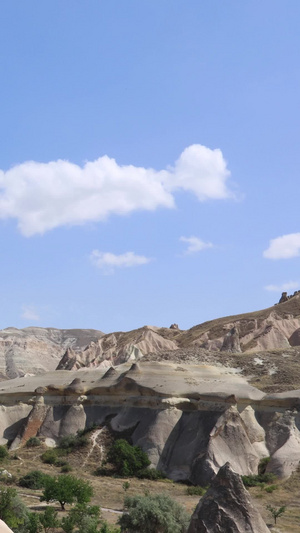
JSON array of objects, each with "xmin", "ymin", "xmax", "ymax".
[
  {"xmin": 137, "ymin": 468, "xmax": 166, "ymax": 480},
  {"xmin": 61, "ymin": 463, "xmax": 72, "ymax": 473},
  {"xmin": 26, "ymin": 437, "xmax": 41, "ymax": 448},
  {"xmin": 94, "ymin": 467, "xmax": 110, "ymax": 477},
  {"xmin": 264, "ymin": 484, "xmax": 278, "ymax": 493},
  {"xmin": 241, "ymin": 473, "xmax": 276, "ymax": 487},
  {"xmin": 59, "ymin": 434, "xmax": 89, "ymax": 451},
  {"xmin": 266, "ymin": 504, "xmax": 286, "ymax": 525},
  {"xmin": 186, "ymin": 485, "xmax": 206, "ymax": 496},
  {"xmin": 0, "ymin": 446, "xmax": 8, "ymax": 461},
  {"xmin": 258, "ymin": 456, "xmax": 271, "ymax": 475},
  {"xmin": 41, "ymin": 449, "xmax": 59, "ymax": 465},
  {"xmin": 19, "ymin": 470, "xmax": 49, "ymax": 490}
]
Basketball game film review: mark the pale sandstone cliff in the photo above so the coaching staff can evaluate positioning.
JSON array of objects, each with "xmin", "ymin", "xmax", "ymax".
[{"xmin": 1, "ymin": 362, "xmax": 300, "ymax": 484}]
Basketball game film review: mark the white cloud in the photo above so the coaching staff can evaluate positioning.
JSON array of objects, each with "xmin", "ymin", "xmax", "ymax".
[
  {"xmin": 180, "ymin": 236, "xmax": 213, "ymax": 254},
  {"xmin": 264, "ymin": 281, "xmax": 300, "ymax": 292},
  {"xmin": 263, "ymin": 233, "xmax": 300, "ymax": 259},
  {"xmin": 0, "ymin": 144, "xmax": 233, "ymax": 236},
  {"xmin": 21, "ymin": 306, "xmax": 40, "ymax": 321},
  {"xmin": 90, "ymin": 250, "xmax": 152, "ymax": 274}
]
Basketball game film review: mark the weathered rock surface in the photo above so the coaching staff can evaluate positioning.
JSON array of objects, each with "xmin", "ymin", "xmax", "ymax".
[
  {"xmin": 2, "ymin": 361, "xmax": 300, "ymax": 483},
  {"xmin": 0, "ymin": 327, "xmax": 103, "ymax": 379},
  {"xmin": 187, "ymin": 462, "xmax": 270, "ymax": 533},
  {"xmin": 57, "ymin": 295, "xmax": 300, "ymax": 372}
]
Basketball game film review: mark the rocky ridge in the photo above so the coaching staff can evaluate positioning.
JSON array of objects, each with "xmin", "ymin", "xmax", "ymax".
[{"xmin": 57, "ymin": 294, "xmax": 300, "ymax": 372}]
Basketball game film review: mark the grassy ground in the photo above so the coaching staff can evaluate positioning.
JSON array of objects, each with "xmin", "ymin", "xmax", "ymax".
[{"xmin": 3, "ymin": 438, "xmax": 300, "ymax": 531}]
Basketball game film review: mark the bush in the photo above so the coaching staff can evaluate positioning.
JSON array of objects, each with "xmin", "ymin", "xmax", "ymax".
[
  {"xmin": 241, "ymin": 473, "xmax": 276, "ymax": 487},
  {"xmin": 107, "ymin": 439, "xmax": 150, "ymax": 477},
  {"xmin": 258, "ymin": 456, "xmax": 271, "ymax": 475},
  {"xmin": 264, "ymin": 484, "xmax": 278, "ymax": 493},
  {"xmin": 41, "ymin": 449, "xmax": 59, "ymax": 465},
  {"xmin": 94, "ymin": 467, "xmax": 110, "ymax": 477},
  {"xmin": 19, "ymin": 470, "xmax": 48, "ymax": 490},
  {"xmin": 26, "ymin": 437, "xmax": 41, "ymax": 448},
  {"xmin": 119, "ymin": 493, "xmax": 190, "ymax": 533},
  {"xmin": 137, "ymin": 468, "xmax": 166, "ymax": 480},
  {"xmin": 186, "ymin": 485, "xmax": 206, "ymax": 496},
  {"xmin": 61, "ymin": 464, "xmax": 73, "ymax": 473},
  {"xmin": 0, "ymin": 446, "xmax": 8, "ymax": 461},
  {"xmin": 59, "ymin": 434, "xmax": 88, "ymax": 451}
]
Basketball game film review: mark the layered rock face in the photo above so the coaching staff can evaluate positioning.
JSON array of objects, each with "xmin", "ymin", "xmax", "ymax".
[
  {"xmin": 1, "ymin": 361, "xmax": 300, "ymax": 484},
  {"xmin": 0, "ymin": 327, "xmax": 103, "ymax": 379},
  {"xmin": 57, "ymin": 294, "xmax": 300, "ymax": 371},
  {"xmin": 187, "ymin": 463, "xmax": 270, "ymax": 533}
]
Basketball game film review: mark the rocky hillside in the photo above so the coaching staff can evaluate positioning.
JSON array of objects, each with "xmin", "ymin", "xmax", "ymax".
[
  {"xmin": 2, "ymin": 293, "xmax": 300, "ymax": 380},
  {"xmin": 57, "ymin": 293, "xmax": 300, "ymax": 371},
  {"xmin": 0, "ymin": 327, "xmax": 104, "ymax": 379}
]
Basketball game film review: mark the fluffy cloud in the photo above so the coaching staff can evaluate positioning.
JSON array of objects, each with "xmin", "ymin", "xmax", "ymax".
[
  {"xmin": 264, "ymin": 281, "xmax": 300, "ymax": 292},
  {"xmin": 90, "ymin": 250, "xmax": 152, "ymax": 274},
  {"xmin": 0, "ymin": 144, "xmax": 233, "ymax": 236},
  {"xmin": 263, "ymin": 233, "xmax": 300, "ymax": 259},
  {"xmin": 180, "ymin": 236, "xmax": 213, "ymax": 254},
  {"xmin": 21, "ymin": 306, "xmax": 40, "ymax": 321}
]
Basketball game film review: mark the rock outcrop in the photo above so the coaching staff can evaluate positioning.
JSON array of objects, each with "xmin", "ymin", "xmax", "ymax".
[
  {"xmin": 220, "ymin": 327, "xmax": 241, "ymax": 353},
  {"xmin": 187, "ymin": 463, "xmax": 270, "ymax": 533},
  {"xmin": 2, "ymin": 361, "xmax": 300, "ymax": 483}
]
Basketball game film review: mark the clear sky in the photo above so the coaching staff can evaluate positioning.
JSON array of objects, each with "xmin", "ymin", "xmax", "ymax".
[{"xmin": 1, "ymin": 1, "xmax": 300, "ymax": 333}]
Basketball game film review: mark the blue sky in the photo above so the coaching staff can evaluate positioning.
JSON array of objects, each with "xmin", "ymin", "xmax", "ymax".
[{"xmin": 1, "ymin": 1, "xmax": 300, "ymax": 332}]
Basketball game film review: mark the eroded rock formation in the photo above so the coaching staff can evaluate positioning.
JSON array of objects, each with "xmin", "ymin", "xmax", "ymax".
[
  {"xmin": 187, "ymin": 463, "xmax": 270, "ymax": 533},
  {"xmin": 2, "ymin": 361, "xmax": 300, "ymax": 484}
]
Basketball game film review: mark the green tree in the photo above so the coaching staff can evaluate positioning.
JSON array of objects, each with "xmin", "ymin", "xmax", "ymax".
[
  {"xmin": 61, "ymin": 503, "xmax": 101, "ymax": 533},
  {"xmin": 266, "ymin": 504, "xmax": 286, "ymax": 525},
  {"xmin": 41, "ymin": 475, "xmax": 93, "ymax": 511},
  {"xmin": 107, "ymin": 439, "xmax": 150, "ymax": 477},
  {"xmin": 39, "ymin": 507, "xmax": 60, "ymax": 533},
  {"xmin": 118, "ymin": 493, "xmax": 190, "ymax": 533},
  {"xmin": 26, "ymin": 513, "xmax": 42, "ymax": 533},
  {"xmin": 0, "ymin": 486, "xmax": 28, "ymax": 530}
]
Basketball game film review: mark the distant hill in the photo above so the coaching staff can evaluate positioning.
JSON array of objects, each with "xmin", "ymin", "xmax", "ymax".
[{"xmin": 0, "ymin": 326, "xmax": 104, "ymax": 379}]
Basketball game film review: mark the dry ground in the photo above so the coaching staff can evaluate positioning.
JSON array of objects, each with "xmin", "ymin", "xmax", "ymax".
[{"xmin": 2, "ymin": 438, "xmax": 300, "ymax": 531}]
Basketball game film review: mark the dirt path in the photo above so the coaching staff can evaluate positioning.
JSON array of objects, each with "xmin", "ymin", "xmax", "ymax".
[{"xmin": 82, "ymin": 428, "xmax": 104, "ymax": 467}]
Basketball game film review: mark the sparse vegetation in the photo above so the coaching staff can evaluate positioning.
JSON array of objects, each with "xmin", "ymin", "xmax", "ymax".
[
  {"xmin": 266, "ymin": 504, "xmax": 286, "ymax": 524},
  {"xmin": 119, "ymin": 493, "xmax": 190, "ymax": 533},
  {"xmin": 41, "ymin": 449, "xmax": 61, "ymax": 465},
  {"xmin": 241, "ymin": 472, "xmax": 276, "ymax": 487},
  {"xmin": 19, "ymin": 470, "xmax": 49, "ymax": 490},
  {"xmin": 258, "ymin": 456, "xmax": 271, "ymax": 475},
  {"xmin": 59, "ymin": 434, "xmax": 89, "ymax": 451},
  {"xmin": 26, "ymin": 437, "xmax": 41, "ymax": 448},
  {"xmin": 0, "ymin": 446, "xmax": 8, "ymax": 461},
  {"xmin": 186, "ymin": 485, "xmax": 207, "ymax": 496}
]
